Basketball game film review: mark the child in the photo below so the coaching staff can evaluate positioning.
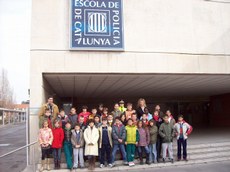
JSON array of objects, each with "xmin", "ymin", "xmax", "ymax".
[
  {"xmin": 98, "ymin": 118, "xmax": 113, "ymax": 168},
  {"xmin": 131, "ymin": 113, "xmax": 138, "ymax": 126},
  {"xmin": 125, "ymin": 103, "xmax": 136, "ymax": 121},
  {"xmin": 78, "ymin": 106, "xmax": 91, "ymax": 125},
  {"xmin": 120, "ymin": 113, "xmax": 126, "ymax": 126},
  {"xmin": 94, "ymin": 115, "xmax": 102, "ymax": 128},
  {"xmin": 63, "ymin": 122, "xmax": 73, "ymax": 170},
  {"xmin": 84, "ymin": 119, "xmax": 99, "ymax": 170},
  {"xmin": 141, "ymin": 113, "xmax": 149, "ymax": 126},
  {"xmin": 107, "ymin": 114, "xmax": 114, "ymax": 127},
  {"xmin": 111, "ymin": 117, "xmax": 127, "ymax": 167},
  {"xmin": 144, "ymin": 107, "xmax": 153, "ymax": 121},
  {"xmin": 39, "ymin": 120, "xmax": 53, "ymax": 172},
  {"xmin": 101, "ymin": 107, "xmax": 109, "ymax": 120},
  {"xmin": 159, "ymin": 115, "xmax": 175, "ymax": 163},
  {"xmin": 119, "ymin": 100, "xmax": 127, "ymax": 113},
  {"xmin": 88, "ymin": 108, "xmax": 98, "ymax": 120},
  {"xmin": 137, "ymin": 120, "xmax": 150, "ymax": 165},
  {"xmin": 68, "ymin": 107, "xmax": 78, "ymax": 129},
  {"xmin": 153, "ymin": 110, "xmax": 163, "ymax": 162},
  {"xmin": 111, "ymin": 103, "xmax": 122, "ymax": 118},
  {"xmin": 98, "ymin": 103, "xmax": 104, "ymax": 116},
  {"xmin": 39, "ymin": 109, "xmax": 54, "ymax": 129},
  {"xmin": 125, "ymin": 118, "xmax": 139, "ymax": 167},
  {"xmin": 58, "ymin": 109, "xmax": 69, "ymax": 129},
  {"xmin": 52, "ymin": 119, "xmax": 64, "ymax": 169},
  {"xmin": 71, "ymin": 123, "xmax": 85, "ymax": 169},
  {"xmin": 166, "ymin": 110, "xmax": 176, "ymax": 127},
  {"xmin": 78, "ymin": 115, "xmax": 86, "ymax": 131},
  {"xmin": 174, "ymin": 115, "xmax": 193, "ymax": 161},
  {"xmin": 149, "ymin": 119, "xmax": 158, "ymax": 163}
]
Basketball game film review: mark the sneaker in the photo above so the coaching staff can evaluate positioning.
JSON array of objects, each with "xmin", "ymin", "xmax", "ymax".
[
  {"xmin": 171, "ymin": 159, "xmax": 174, "ymax": 164},
  {"xmin": 100, "ymin": 164, "xmax": 104, "ymax": 168},
  {"xmin": 163, "ymin": 158, "xmax": 166, "ymax": 163},
  {"xmin": 108, "ymin": 164, "xmax": 113, "ymax": 168},
  {"xmin": 129, "ymin": 162, "xmax": 135, "ymax": 167},
  {"xmin": 177, "ymin": 158, "xmax": 181, "ymax": 161},
  {"xmin": 123, "ymin": 161, "xmax": 129, "ymax": 165}
]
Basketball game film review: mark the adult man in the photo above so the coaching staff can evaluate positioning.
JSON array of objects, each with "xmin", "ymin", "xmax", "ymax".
[{"xmin": 39, "ymin": 95, "xmax": 59, "ymax": 119}]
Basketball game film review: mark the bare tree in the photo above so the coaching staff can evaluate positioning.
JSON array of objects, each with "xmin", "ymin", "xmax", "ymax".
[{"xmin": 0, "ymin": 68, "xmax": 15, "ymax": 108}]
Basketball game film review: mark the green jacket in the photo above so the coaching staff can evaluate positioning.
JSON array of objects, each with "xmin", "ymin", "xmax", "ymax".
[
  {"xmin": 149, "ymin": 125, "xmax": 158, "ymax": 144},
  {"xmin": 159, "ymin": 122, "xmax": 174, "ymax": 143},
  {"xmin": 125, "ymin": 125, "xmax": 139, "ymax": 144}
]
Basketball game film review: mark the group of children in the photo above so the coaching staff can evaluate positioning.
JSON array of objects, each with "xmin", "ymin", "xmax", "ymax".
[{"xmin": 38, "ymin": 99, "xmax": 193, "ymax": 171}]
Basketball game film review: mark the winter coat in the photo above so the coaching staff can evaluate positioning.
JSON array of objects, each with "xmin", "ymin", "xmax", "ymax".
[
  {"xmin": 174, "ymin": 121, "xmax": 193, "ymax": 140},
  {"xmin": 125, "ymin": 125, "xmax": 140, "ymax": 144},
  {"xmin": 64, "ymin": 128, "xmax": 72, "ymax": 142},
  {"xmin": 136, "ymin": 107, "xmax": 145, "ymax": 119},
  {"xmin": 78, "ymin": 112, "xmax": 90, "ymax": 125},
  {"xmin": 68, "ymin": 114, "xmax": 78, "ymax": 128},
  {"xmin": 57, "ymin": 114, "xmax": 69, "ymax": 128},
  {"xmin": 52, "ymin": 127, "xmax": 64, "ymax": 148},
  {"xmin": 98, "ymin": 125, "xmax": 113, "ymax": 148},
  {"xmin": 84, "ymin": 126, "xmax": 99, "ymax": 156},
  {"xmin": 112, "ymin": 123, "xmax": 126, "ymax": 145},
  {"xmin": 71, "ymin": 129, "xmax": 85, "ymax": 148},
  {"xmin": 159, "ymin": 122, "xmax": 175, "ymax": 143},
  {"xmin": 39, "ymin": 128, "xmax": 53, "ymax": 145},
  {"xmin": 149, "ymin": 125, "xmax": 158, "ymax": 144},
  {"xmin": 39, "ymin": 103, "xmax": 59, "ymax": 119},
  {"xmin": 111, "ymin": 110, "xmax": 122, "ymax": 118},
  {"xmin": 168, "ymin": 115, "xmax": 176, "ymax": 127},
  {"xmin": 138, "ymin": 127, "xmax": 150, "ymax": 146}
]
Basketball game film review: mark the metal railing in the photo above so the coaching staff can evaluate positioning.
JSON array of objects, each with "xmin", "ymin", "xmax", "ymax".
[{"xmin": 0, "ymin": 141, "xmax": 38, "ymax": 172}]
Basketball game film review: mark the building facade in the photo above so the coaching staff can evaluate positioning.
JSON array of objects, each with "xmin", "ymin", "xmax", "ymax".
[{"xmin": 30, "ymin": 0, "xmax": 230, "ymax": 144}]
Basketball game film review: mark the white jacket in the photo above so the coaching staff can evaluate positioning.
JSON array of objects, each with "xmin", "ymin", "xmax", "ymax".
[
  {"xmin": 84, "ymin": 126, "xmax": 99, "ymax": 156},
  {"xmin": 174, "ymin": 121, "xmax": 193, "ymax": 140}
]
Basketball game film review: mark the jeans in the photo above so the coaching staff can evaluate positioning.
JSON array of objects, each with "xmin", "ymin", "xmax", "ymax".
[
  {"xmin": 63, "ymin": 141, "xmax": 73, "ymax": 169},
  {"xmin": 53, "ymin": 148, "xmax": 61, "ymax": 161},
  {"xmin": 177, "ymin": 138, "xmax": 187, "ymax": 159},
  {"xmin": 73, "ymin": 147, "xmax": 84, "ymax": 168},
  {"xmin": 100, "ymin": 144, "xmax": 111, "ymax": 165},
  {"xmin": 138, "ymin": 146, "xmax": 150, "ymax": 161},
  {"xmin": 162, "ymin": 142, "xmax": 173, "ymax": 159},
  {"xmin": 149, "ymin": 143, "xmax": 157, "ymax": 162},
  {"xmin": 111, "ymin": 144, "xmax": 127, "ymax": 163}
]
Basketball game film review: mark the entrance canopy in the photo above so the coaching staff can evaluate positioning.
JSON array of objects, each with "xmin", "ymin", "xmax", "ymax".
[{"xmin": 43, "ymin": 73, "xmax": 230, "ymax": 101}]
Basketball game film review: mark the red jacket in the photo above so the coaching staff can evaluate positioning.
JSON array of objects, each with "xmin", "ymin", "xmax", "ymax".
[
  {"xmin": 78, "ymin": 112, "xmax": 91, "ymax": 124},
  {"xmin": 52, "ymin": 127, "xmax": 64, "ymax": 148}
]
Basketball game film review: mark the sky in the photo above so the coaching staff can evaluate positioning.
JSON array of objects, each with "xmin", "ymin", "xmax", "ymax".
[{"xmin": 0, "ymin": 0, "xmax": 31, "ymax": 103}]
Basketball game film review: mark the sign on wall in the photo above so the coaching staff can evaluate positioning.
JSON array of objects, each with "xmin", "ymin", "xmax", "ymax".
[{"xmin": 70, "ymin": 0, "xmax": 124, "ymax": 51}]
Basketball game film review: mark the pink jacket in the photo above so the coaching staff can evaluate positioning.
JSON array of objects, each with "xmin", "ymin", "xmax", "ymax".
[{"xmin": 39, "ymin": 128, "xmax": 53, "ymax": 145}]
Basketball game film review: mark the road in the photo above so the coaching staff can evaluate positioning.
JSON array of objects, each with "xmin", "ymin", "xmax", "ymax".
[{"xmin": 0, "ymin": 123, "xmax": 27, "ymax": 172}]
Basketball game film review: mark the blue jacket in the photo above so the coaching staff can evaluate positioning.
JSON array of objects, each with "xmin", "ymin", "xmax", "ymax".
[{"xmin": 112, "ymin": 123, "xmax": 126, "ymax": 144}]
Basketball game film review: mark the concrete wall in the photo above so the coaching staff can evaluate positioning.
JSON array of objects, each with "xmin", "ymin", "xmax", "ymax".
[{"xmin": 30, "ymin": 0, "xmax": 230, "ymax": 142}]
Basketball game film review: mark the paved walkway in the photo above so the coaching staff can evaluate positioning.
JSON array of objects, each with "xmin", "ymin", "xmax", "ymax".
[{"xmin": 0, "ymin": 123, "xmax": 26, "ymax": 172}]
